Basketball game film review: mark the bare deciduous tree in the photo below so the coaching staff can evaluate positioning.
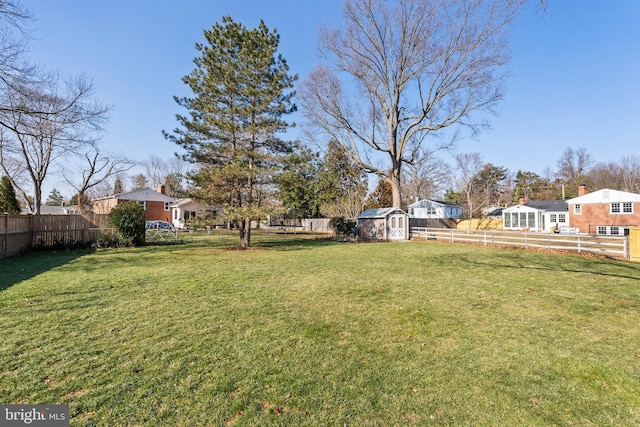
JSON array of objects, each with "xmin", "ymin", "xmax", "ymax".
[
  {"xmin": 401, "ymin": 150, "xmax": 451, "ymax": 204},
  {"xmin": 301, "ymin": 0, "xmax": 530, "ymax": 208},
  {"xmin": 62, "ymin": 147, "xmax": 134, "ymax": 212},
  {"xmin": 0, "ymin": 74, "xmax": 109, "ymax": 214},
  {"xmin": 453, "ymin": 152, "xmax": 485, "ymax": 226},
  {"xmin": 555, "ymin": 147, "xmax": 593, "ymax": 198}
]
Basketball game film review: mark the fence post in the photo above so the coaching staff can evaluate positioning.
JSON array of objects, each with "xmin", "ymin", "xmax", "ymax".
[
  {"xmin": 524, "ymin": 232, "xmax": 528, "ymax": 248},
  {"xmin": 577, "ymin": 235, "xmax": 581, "ymax": 253},
  {"xmin": 450, "ymin": 229, "xmax": 454, "ymax": 243},
  {"xmin": 624, "ymin": 236, "xmax": 629, "ymax": 261},
  {"xmin": 483, "ymin": 230, "xmax": 487, "ymax": 246},
  {"xmin": 2, "ymin": 215, "xmax": 6, "ymax": 260}
]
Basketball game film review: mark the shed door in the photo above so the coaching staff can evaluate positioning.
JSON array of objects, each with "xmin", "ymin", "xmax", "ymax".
[{"xmin": 388, "ymin": 214, "xmax": 406, "ymax": 240}]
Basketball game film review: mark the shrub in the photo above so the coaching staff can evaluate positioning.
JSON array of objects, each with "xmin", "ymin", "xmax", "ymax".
[
  {"xmin": 109, "ymin": 202, "xmax": 146, "ymax": 246},
  {"xmin": 329, "ymin": 216, "xmax": 356, "ymax": 236}
]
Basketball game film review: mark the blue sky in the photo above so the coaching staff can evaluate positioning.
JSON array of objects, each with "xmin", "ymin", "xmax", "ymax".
[{"xmin": 27, "ymin": 0, "xmax": 640, "ymax": 194}]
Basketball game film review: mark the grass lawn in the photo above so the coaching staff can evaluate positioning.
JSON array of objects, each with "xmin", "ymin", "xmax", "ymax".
[{"xmin": 1, "ymin": 231, "xmax": 640, "ymax": 426}]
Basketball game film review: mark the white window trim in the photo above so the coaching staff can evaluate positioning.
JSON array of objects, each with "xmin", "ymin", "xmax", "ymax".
[
  {"xmin": 574, "ymin": 204, "xmax": 581, "ymax": 215},
  {"xmin": 611, "ymin": 202, "xmax": 634, "ymax": 214}
]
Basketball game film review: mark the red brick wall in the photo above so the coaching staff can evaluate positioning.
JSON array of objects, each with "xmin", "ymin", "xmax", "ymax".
[
  {"xmin": 144, "ymin": 200, "xmax": 170, "ymax": 222},
  {"xmin": 570, "ymin": 202, "xmax": 640, "ymax": 233}
]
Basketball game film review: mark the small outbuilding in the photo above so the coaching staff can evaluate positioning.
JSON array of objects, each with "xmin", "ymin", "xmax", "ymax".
[{"xmin": 356, "ymin": 207, "xmax": 409, "ymax": 240}]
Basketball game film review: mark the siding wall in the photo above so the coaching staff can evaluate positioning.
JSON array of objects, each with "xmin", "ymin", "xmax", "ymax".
[{"xmin": 358, "ymin": 218, "xmax": 386, "ymax": 240}]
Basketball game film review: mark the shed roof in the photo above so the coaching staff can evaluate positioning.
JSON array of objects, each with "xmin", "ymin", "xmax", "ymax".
[{"xmin": 356, "ymin": 207, "xmax": 406, "ymax": 219}]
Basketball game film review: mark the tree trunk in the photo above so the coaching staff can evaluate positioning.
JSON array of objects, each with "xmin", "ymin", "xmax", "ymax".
[
  {"xmin": 240, "ymin": 217, "xmax": 251, "ymax": 248},
  {"xmin": 390, "ymin": 163, "xmax": 402, "ymax": 208}
]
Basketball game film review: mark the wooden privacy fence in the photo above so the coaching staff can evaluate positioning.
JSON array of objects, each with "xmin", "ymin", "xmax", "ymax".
[
  {"xmin": 0, "ymin": 214, "xmax": 110, "ymax": 260},
  {"xmin": 411, "ymin": 227, "xmax": 630, "ymax": 260}
]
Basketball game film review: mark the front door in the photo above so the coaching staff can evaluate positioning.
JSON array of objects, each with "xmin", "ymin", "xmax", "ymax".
[{"xmin": 388, "ymin": 214, "xmax": 406, "ymax": 240}]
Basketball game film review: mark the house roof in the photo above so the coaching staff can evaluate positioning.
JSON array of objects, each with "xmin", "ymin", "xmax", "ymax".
[
  {"xmin": 407, "ymin": 199, "xmax": 461, "ymax": 209},
  {"xmin": 170, "ymin": 198, "xmax": 197, "ymax": 208},
  {"xmin": 566, "ymin": 188, "xmax": 640, "ymax": 204},
  {"xmin": 357, "ymin": 207, "xmax": 406, "ymax": 219},
  {"xmin": 503, "ymin": 200, "xmax": 567, "ymax": 213},
  {"xmin": 92, "ymin": 188, "xmax": 175, "ymax": 203}
]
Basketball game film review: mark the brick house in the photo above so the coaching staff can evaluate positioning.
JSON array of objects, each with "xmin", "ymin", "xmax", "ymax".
[
  {"xmin": 566, "ymin": 186, "xmax": 640, "ymax": 235},
  {"xmin": 92, "ymin": 185, "xmax": 176, "ymax": 222}
]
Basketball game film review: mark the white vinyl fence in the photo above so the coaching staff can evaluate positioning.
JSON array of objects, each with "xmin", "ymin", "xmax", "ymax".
[{"xmin": 411, "ymin": 227, "xmax": 629, "ymax": 260}]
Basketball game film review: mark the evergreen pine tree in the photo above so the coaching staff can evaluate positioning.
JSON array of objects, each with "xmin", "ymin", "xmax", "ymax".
[
  {"xmin": 165, "ymin": 16, "xmax": 297, "ymax": 248},
  {"xmin": 0, "ymin": 175, "xmax": 21, "ymax": 214}
]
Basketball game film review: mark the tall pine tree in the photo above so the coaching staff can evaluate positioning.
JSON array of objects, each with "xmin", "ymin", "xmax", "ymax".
[{"xmin": 165, "ymin": 17, "xmax": 297, "ymax": 248}]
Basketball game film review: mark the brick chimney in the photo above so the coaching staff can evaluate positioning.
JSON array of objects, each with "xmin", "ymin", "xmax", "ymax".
[
  {"xmin": 157, "ymin": 184, "xmax": 166, "ymax": 195},
  {"xmin": 578, "ymin": 184, "xmax": 587, "ymax": 196}
]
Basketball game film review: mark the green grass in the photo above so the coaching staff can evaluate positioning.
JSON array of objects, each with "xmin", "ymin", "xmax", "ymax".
[{"xmin": 1, "ymin": 231, "xmax": 640, "ymax": 426}]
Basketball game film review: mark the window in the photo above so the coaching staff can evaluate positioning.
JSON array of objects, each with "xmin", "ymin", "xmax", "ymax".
[
  {"xmin": 611, "ymin": 203, "xmax": 620, "ymax": 214},
  {"xmin": 164, "ymin": 201, "xmax": 171, "ymax": 211},
  {"xmin": 574, "ymin": 204, "xmax": 581, "ymax": 215},
  {"xmin": 520, "ymin": 212, "xmax": 526, "ymax": 227},
  {"xmin": 137, "ymin": 201, "xmax": 146, "ymax": 210},
  {"xmin": 528, "ymin": 212, "xmax": 535, "ymax": 228},
  {"xmin": 391, "ymin": 217, "xmax": 396, "ymax": 228},
  {"xmin": 623, "ymin": 202, "xmax": 633, "ymax": 213},
  {"xmin": 504, "ymin": 213, "xmax": 511, "ymax": 227},
  {"xmin": 174, "ymin": 209, "xmax": 178, "ymax": 220},
  {"xmin": 597, "ymin": 226, "xmax": 607, "ymax": 235},
  {"xmin": 398, "ymin": 216, "xmax": 403, "ymax": 228},
  {"xmin": 558, "ymin": 214, "xmax": 566, "ymax": 223},
  {"xmin": 549, "ymin": 214, "xmax": 557, "ymax": 223},
  {"xmin": 611, "ymin": 227, "xmax": 619, "ymax": 235}
]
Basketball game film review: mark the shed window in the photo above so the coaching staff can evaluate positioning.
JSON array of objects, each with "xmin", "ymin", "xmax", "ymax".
[
  {"xmin": 398, "ymin": 216, "xmax": 403, "ymax": 228},
  {"xmin": 391, "ymin": 217, "xmax": 396, "ymax": 228}
]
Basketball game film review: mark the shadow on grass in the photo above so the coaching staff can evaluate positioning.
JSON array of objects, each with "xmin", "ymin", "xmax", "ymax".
[
  {"xmin": 0, "ymin": 249, "xmax": 93, "ymax": 292},
  {"xmin": 254, "ymin": 236, "xmax": 344, "ymax": 251},
  {"xmin": 454, "ymin": 249, "xmax": 640, "ymax": 281}
]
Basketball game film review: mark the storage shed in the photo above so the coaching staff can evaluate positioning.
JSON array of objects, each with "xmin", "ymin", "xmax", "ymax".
[{"xmin": 356, "ymin": 208, "xmax": 409, "ymax": 240}]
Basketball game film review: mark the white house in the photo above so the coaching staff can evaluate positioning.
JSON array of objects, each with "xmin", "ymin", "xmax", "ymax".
[
  {"xmin": 406, "ymin": 198, "xmax": 463, "ymax": 219},
  {"xmin": 502, "ymin": 199, "xmax": 569, "ymax": 232},
  {"xmin": 170, "ymin": 198, "xmax": 199, "ymax": 229}
]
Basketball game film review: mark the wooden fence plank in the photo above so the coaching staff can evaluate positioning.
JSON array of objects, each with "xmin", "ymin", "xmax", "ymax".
[{"xmin": 0, "ymin": 214, "xmax": 111, "ymax": 260}]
